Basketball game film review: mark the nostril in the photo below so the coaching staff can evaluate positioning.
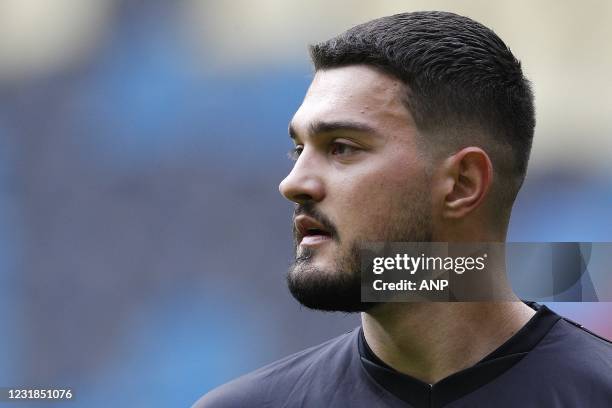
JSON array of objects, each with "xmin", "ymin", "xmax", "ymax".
[{"xmin": 293, "ymin": 193, "xmax": 313, "ymax": 202}]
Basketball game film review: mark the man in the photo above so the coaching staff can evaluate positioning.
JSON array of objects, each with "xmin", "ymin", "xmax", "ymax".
[{"xmin": 195, "ymin": 11, "xmax": 612, "ymax": 407}]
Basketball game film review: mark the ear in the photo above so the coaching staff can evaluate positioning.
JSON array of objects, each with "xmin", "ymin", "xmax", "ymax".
[{"xmin": 436, "ymin": 147, "xmax": 493, "ymax": 219}]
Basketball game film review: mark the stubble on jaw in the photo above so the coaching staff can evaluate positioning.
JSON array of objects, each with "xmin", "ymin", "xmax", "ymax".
[
  {"xmin": 286, "ymin": 186, "xmax": 433, "ymax": 313},
  {"xmin": 286, "ymin": 202, "xmax": 366, "ymax": 312}
]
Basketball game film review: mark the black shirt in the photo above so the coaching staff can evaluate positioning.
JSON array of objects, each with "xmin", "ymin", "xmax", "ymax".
[{"xmin": 194, "ymin": 303, "xmax": 612, "ymax": 407}]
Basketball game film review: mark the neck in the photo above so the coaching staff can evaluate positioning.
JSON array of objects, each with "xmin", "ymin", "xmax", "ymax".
[{"xmin": 361, "ymin": 299, "xmax": 535, "ymax": 385}]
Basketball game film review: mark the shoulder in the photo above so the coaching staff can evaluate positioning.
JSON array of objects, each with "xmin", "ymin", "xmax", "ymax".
[
  {"xmin": 511, "ymin": 317, "xmax": 612, "ymax": 406},
  {"xmin": 542, "ymin": 317, "xmax": 612, "ymax": 372},
  {"xmin": 521, "ymin": 314, "xmax": 612, "ymax": 397},
  {"xmin": 192, "ymin": 329, "xmax": 359, "ymax": 408}
]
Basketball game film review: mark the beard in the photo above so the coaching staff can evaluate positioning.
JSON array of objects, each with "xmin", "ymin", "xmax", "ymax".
[{"xmin": 287, "ymin": 191, "xmax": 432, "ymax": 313}]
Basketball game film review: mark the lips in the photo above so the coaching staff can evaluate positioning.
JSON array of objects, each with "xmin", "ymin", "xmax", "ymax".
[{"xmin": 294, "ymin": 214, "xmax": 333, "ymax": 245}]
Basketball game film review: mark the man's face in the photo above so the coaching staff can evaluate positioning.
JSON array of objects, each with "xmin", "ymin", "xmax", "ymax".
[{"xmin": 279, "ymin": 65, "xmax": 433, "ymax": 312}]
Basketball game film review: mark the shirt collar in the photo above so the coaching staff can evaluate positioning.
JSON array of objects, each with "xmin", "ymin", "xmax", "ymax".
[{"xmin": 358, "ymin": 301, "xmax": 561, "ymax": 407}]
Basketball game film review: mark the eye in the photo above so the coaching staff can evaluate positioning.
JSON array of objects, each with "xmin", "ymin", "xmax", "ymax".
[
  {"xmin": 329, "ymin": 142, "xmax": 358, "ymax": 156},
  {"xmin": 287, "ymin": 145, "xmax": 303, "ymax": 161}
]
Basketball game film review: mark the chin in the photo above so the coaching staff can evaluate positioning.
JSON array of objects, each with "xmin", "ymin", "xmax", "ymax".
[{"xmin": 286, "ymin": 245, "xmax": 375, "ymax": 313}]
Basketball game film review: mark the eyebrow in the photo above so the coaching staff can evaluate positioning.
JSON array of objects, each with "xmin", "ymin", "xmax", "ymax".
[{"xmin": 288, "ymin": 120, "xmax": 378, "ymax": 140}]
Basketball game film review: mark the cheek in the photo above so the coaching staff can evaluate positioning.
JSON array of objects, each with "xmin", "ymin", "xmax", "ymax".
[{"xmin": 332, "ymin": 155, "xmax": 426, "ymax": 239}]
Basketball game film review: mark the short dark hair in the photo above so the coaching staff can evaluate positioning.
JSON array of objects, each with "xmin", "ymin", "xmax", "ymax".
[{"xmin": 309, "ymin": 11, "xmax": 535, "ymax": 215}]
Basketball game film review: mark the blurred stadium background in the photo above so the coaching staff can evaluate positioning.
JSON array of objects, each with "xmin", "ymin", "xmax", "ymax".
[{"xmin": 0, "ymin": 0, "xmax": 610, "ymax": 406}]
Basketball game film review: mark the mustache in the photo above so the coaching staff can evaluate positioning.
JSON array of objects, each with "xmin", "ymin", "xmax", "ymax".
[{"xmin": 292, "ymin": 202, "xmax": 339, "ymax": 241}]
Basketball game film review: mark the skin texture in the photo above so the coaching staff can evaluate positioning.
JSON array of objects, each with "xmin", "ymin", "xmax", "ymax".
[
  {"xmin": 281, "ymin": 65, "xmax": 433, "ymax": 311},
  {"xmin": 284, "ymin": 65, "xmax": 431, "ymax": 261},
  {"xmin": 279, "ymin": 65, "xmax": 535, "ymax": 384}
]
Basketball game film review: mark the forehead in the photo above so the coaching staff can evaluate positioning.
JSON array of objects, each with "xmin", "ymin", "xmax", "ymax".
[{"xmin": 291, "ymin": 65, "xmax": 414, "ymax": 136}]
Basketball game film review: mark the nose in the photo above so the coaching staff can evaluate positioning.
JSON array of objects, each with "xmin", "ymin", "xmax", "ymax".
[{"xmin": 279, "ymin": 152, "xmax": 325, "ymax": 204}]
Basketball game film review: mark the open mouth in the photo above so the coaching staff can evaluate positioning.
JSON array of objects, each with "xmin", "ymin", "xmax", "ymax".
[
  {"xmin": 294, "ymin": 215, "xmax": 333, "ymax": 246},
  {"xmin": 305, "ymin": 227, "xmax": 331, "ymax": 237}
]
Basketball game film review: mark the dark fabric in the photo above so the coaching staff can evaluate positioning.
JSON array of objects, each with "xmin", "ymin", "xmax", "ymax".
[
  {"xmin": 194, "ymin": 329, "xmax": 409, "ymax": 408},
  {"xmin": 357, "ymin": 302, "xmax": 563, "ymax": 407},
  {"xmin": 194, "ymin": 303, "xmax": 612, "ymax": 408}
]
